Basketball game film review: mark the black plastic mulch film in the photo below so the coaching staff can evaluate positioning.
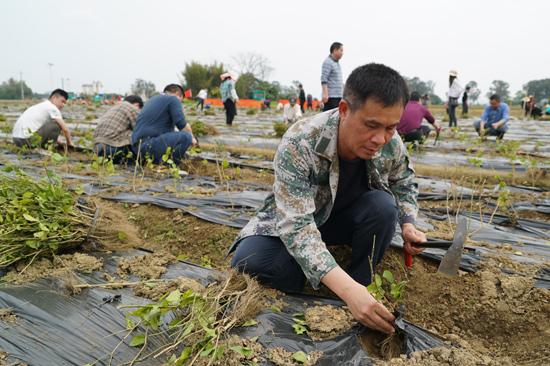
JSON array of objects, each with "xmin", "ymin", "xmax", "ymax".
[{"xmin": 0, "ymin": 154, "xmax": 548, "ymax": 364}]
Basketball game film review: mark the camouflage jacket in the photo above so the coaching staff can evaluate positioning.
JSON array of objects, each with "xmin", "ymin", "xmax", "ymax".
[{"xmin": 236, "ymin": 109, "xmax": 418, "ymax": 289}]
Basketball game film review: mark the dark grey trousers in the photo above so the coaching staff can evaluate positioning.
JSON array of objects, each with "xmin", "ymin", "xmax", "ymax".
[
  {"xmin": 230, "ymin": 190, "xmax": 398, "ymax": 292},
  {"xmin": 13, "ymin": 120, "xmax": 61, "ymax": 148}
]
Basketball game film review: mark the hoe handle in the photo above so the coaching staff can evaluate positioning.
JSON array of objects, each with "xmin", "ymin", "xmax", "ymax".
[{"xmin": 404, "ymin": 251, "xmax": 413, "ymax": 268}]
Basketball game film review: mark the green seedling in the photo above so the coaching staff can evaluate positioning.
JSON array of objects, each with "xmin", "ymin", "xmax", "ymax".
[
  {"xmin": 272, "ymin": 121, "xmax": 288, "ymax": 138},
  {"xmin": 292, "ymin": 313, "xmax": 308, "ymax": 335},
  {"xmin": 367, "ymin": 270, "xmax": 407, "ymax": 305}
]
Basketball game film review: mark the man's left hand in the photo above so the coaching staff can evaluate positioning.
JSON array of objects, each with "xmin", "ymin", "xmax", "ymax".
[{"xmin": 402, "ymin": 223, "xmax": 427, "ymax": 255}]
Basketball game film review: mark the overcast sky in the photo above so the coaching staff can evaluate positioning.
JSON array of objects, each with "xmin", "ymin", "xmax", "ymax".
[{"xmin": 1, "ymin": 0, "xmax": 548, "ymax": 101}]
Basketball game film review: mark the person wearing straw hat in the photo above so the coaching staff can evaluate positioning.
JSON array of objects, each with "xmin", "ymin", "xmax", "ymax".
[
  {"xmin": 447, "ymin": 69, "xmax": 464, "ymax": 128},
  {"xmin": 220, "ymin": 72, "xmax": 239, "ymax": 125}
]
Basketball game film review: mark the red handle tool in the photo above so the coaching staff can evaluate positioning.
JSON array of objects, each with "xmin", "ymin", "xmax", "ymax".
[{"xmin": 404, "ymin": 252, "xmax": 413, "ymax": 268}]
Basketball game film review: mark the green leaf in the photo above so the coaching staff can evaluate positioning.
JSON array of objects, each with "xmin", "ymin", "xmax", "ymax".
[
  {"xmin": 23, "ymin": 213, "xmax": 38, "ymax": 222},
  {"xmin": 165, "ymin": 290, "xmax": 182, "ymax": 305},
  {"xmin": 292, "ymin": 351, "xmax": 308, "ymax": 363},
  {"xmin": 221, "ymin": 159, "xmax": 230, "ymax": 169},
  {"xmin": 125, "ymin": 317, "xmax": 136, "ymax": 329},
  {"xmin": 129, "ymin": 333, "xmax": 145, "ymax": 347},
  {"xmin": 270, "ymin": 304, "xmax": 281, "ymax": 312},
  {"xmin": 242, "ymin": 319, "xmax": 258, "ymax": 327},
  {"xmin": 374, "ymin": 274, "xmax": 382, "ymax": 288},
  {"xmin": 383, "ymin": 270, "xmax": 395, "ymax": 284},
  {"xmin": 117, "ymin": 231, "xmax": 127, "ymax": 241},
  {"xmin": 229, "ymin": 346, "xmax": 253, "ymax": 357},
  {"xmin": 176, "ymin": 254, "xmax": 188, "ymax": 261},
  {"xmin": 51, "ymin": 153, "xmax": 65, "ymax": 163},
  {"xmin": 292, "ymin": 323, "xmax": 308, "ymax": 335}
]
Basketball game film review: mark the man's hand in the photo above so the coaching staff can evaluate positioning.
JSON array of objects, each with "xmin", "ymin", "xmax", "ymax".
[
  {"xmin": 479, "ymin": 121, "xmax": 486, "ymax": 136},
  {"xmin": 321, "ymin": 85, "xmax": 329, "ymax": 103},
  {"xmin": 191, "ymin": 136, "xmax": 198, "ymax": 146},
  {"xmin": 322, "ymin": 267, "xmax": 395, "ymax": 334},
  {"xmin": 402, "ymin": 223, "xmax": 426, "ymax": 256},
  {"xmin": 344, "ymin": 282, "xmax": 396, "ymax": 334},
  {"xmin": 493, "ymin": 119, "xmax": 505, "ymax": 129},
  {"xmin": 433, "ymin": 121, "xmax": 442, "ymax": 131}
]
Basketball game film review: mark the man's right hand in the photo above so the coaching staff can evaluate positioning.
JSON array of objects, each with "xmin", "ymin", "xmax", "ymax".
[
  {"xmin": 322, "ymin": 94, "xmax": 329, "ymax": 103},
  {"xmin": 343, "ymin": 282, "xmax": 396, "ymax": 334},
  {"xmin": 322, "ymin": 266, "xmax": 395, "ymax": 334}
]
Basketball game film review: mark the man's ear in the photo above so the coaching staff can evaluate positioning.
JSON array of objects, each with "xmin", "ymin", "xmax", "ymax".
[{"xmin": 338, "ymin": 99, "xmax": 350, "ymax": 121}]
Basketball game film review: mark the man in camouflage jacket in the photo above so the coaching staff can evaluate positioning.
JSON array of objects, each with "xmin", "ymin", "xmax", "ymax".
[{"xmin": 231, "ymin": 63, "xmax": 427, "ymax": 334}]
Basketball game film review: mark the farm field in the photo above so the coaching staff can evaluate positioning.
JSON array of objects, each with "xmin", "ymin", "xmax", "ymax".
[{"xmin": 0, "ymin": 100, "xmax": 549, "ymax": 366}]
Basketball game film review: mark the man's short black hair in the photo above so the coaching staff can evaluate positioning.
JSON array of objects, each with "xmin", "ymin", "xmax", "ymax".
[
  {"xmin": 343, "ymin": 63, "xmax": 409, "ymax": 111},
  {"xmin": 330, "ymin": 42, "xmax": 343, "ymax": 54},
  {"xmin": 410, "ymin": 91, "xmax": 421, "ymax": 101},
  {"xmin": 49, "ymin": 89, "xmax": 69, "ymax": 100},
  {"xmin": 490, "ymin": 94, "xmax": 501, "ymax": 102},
  {"xmin": 163, "ymin": 84, "xmax": 184, "ymax": 96},
  {"xmin": 124, "ymin": 95, "xmax": 144, "ymax": 108}
]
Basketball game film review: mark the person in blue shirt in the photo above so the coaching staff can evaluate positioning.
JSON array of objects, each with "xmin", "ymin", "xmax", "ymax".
[
  {"xmin": 131, "ymin": 84, "xmax": 197, "ymax": 164},
  {"xmin": 473, "ymin": 94, "xmax": 510, "ymax": 140}
]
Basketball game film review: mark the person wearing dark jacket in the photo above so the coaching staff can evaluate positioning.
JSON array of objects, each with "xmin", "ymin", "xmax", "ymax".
[
  {"xmin": 131, "ymin": 84, "xmax": 197, "ymax": 164},
  {"xmin": 298, "ymin": 84, "xmax": 306, "ymax": 113}
]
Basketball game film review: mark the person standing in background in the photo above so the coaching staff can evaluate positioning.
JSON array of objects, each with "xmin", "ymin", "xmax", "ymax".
[
  {"xmin": 447, "ymin": 70, "xmax": 464, "ymax": 128},
  {"xmin": 461, "ymin": 86, "xmax": 470, "ymax": 118},
  {"xmin": 220, "ymin": 73, "xmax": 239, "ymax": 126},
  {"xmin": 298, "ymin": 84, "xmax": 306, "ymax": 113},
  {"xmin": 321, "ymin": 42, "xmax": 344, "ymax": 111},
  {"xmin": 195, "ymin": 88, "xmax": 207, "ymax": 112}
]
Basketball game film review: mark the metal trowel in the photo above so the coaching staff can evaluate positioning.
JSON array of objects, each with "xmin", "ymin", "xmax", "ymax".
[
  {"xmin": 404, "ymin": 216, "xmax": 468, "ymax": 277},
  {"xmin": 437, "ymin": 216, "xmax": 468, "ymax": 277}
]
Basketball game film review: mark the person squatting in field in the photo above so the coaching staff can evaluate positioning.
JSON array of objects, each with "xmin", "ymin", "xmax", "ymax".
[{"xmin": 230, "ymin": 63, "xmax": 427, "ymax": 334}]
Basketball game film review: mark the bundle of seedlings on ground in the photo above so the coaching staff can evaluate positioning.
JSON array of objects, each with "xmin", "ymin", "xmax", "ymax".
[
  {"xmin": 0, "ymin": 166, "xmax": 97, "ymax": 268},
  {"xmin": 123, "ymin": 271, "xmax": 266, "ymax": 365}
]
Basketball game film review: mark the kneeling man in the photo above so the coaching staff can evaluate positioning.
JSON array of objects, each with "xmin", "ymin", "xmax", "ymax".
[
  {"xmin": 473, "ymin": 94, "xmax": 510, "ymax": 140},
  {"xmin": 131, "ymin": 84, "xmax": 197, "ymax": 164},
  {"xmin": 230, "ymin": 63, "xmax": 426, "ymax": 334},
  {"xmin": 12, "ymin": 89, "xmax": 73, "ymax": 148},
  {"xmin": 93, "ymin": 95, "xmax": 143, "ymax": 163}
]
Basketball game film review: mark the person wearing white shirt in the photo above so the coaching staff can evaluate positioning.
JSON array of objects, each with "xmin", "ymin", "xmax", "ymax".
[
  {"xmin": 195, "ymin": 89, "xmax": 208, "ymax": 111},
  {"xmin": 283, "ymin": 97, "xmax": 302, "ymax": 124},
  {"xmin": 447, "ymin": 70, "xmax": 464, "ymax": 128},
  {"xmin": 12, "ymin": 89, "xmax": 74, "ymax": 148}
]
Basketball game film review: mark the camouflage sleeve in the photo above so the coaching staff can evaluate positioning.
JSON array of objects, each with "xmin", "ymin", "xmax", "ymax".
[
  {"xmin": 388, "ymin": 135, "xmax": 419, "ymax": 225},
  {"xmin": 273, "ymin": 137, "xmax": 338, "ymax": 289}
]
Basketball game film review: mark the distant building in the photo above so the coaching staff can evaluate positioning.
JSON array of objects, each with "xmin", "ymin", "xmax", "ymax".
[{"xmin": 81, "ymin": 81, "xmax": 103, "ymax": 95}]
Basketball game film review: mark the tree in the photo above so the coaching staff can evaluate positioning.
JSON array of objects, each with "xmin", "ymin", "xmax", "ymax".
[
  {"xmin": 465, "ymin": 81, "xmax": 481, "ymax": 104},
  {"xmin": 180, "ymin": 61, "xmax": 225, "ymax": 96},
  {"xmin": 131, "ymin": 79, "xmax": 156, "ymax": 99},
  {"xmin": 405, "ymin": 76, "xmax": 434, "ymax": 96},
  {"xmin": 487, "ymin": 80, "xmax": 510, "ymax": 100},
  {"xmin": 231, "ymin": 52, "xmax": 273, "ymax": 80},
  {"xmin": 404, "ymin": 76, "xmax": 442, "ymax": 104},
  {"xmin": 0, "ymin": 78, "xmax": 33, "ymax": 100},
  {"xmin": 512, "ymin": 90, "xmax": 527, "ymax": 105},
  {"xmin": 523, "ymin": 79, "xmax": 550, "ymax": 100},
  {"xmin": 235, "ymin": 72, "xmax": 258, "ymax": 99}
]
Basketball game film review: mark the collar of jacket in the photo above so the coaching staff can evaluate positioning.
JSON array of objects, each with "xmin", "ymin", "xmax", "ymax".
[{"xmin": 312, "ymin": 109, "xmax": 387, "ymax": 196}]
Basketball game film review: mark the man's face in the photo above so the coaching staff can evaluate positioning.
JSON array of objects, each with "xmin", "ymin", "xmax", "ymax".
[
  {"xmin": 332, "ymin": 46, "xmax": 344, "ymax": 60},
  {"xmin": 51, "ymin": 95, "xmax": 67, "ymax": 110},
  {"xmin": 338, "ymin": 98, "xmax": 403, "ymax": 160},
  {"xmin": 490, "ymin": 99, "xmax": 500, "ymax": 110}
]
